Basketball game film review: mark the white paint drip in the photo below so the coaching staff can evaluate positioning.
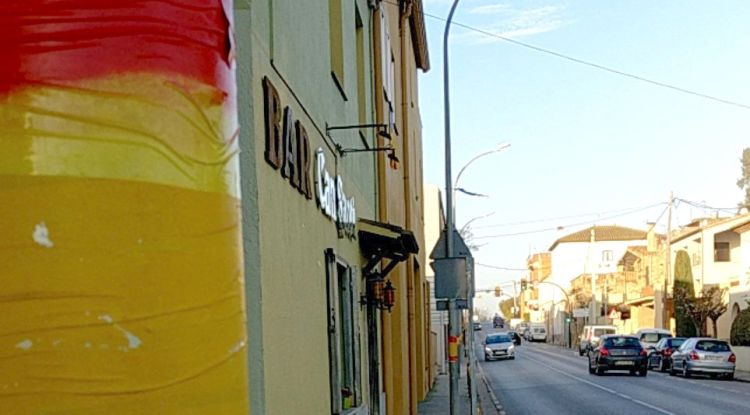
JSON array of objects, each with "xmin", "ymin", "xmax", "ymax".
[
  {"xmin": 84, "ymin": 342, "xmax": 92, "ymax": 349},
  {"xmin": 32, "ymin": 222, "xmax": 54, "ymax": 248},
  {"xmin": 52, "ymin": 339, "xmax": 61, "ymax": 347},
  {"xmin": 15, "ymin": 339, "xmax": 33, "ymax": 350},
  {"xmin": 99, "ymin": 314, "xmax": 142, "ymax": 350}
]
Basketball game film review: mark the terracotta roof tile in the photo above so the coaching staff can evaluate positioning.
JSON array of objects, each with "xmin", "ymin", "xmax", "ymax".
[{"xmin": 549, "ymin": 225, "xmax": 647, "ymax": 251}]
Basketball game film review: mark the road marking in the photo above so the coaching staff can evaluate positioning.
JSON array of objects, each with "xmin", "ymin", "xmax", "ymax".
[{"xmin": 522, "ymin": 353, "xmax": 676, "ymax": 415}]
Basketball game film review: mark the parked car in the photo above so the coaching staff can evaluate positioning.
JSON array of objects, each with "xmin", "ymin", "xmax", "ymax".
[
  {"xmin": 635, "ymin": 328, "xmax": 672, "ymax": 351},
  {"xmin": 483, "ymin": 332, "xmax": 516, "ymax": 361},
  {"xmin": 648, "ymin": 337, "xmax": 687, "ymax": 372},
  {"xmin": 516, "ymin": 322, "xmax": 530, "ymax": 334},
  {"xmin": 473, "ymin": 321, "xmax": 482, "ymax": 331},
  {"xmin": 527, "ymin": 326, "xmax": 547, "ymax": 342},
  {"xmin": 670, "ymin": 338, "xmax": 736, "ymax": 380},
  {"xmin": 588, "ymin": 335, "xmax": 648, "ymax": 376},
  {"xmin": 579, "ymin": 325, "xmax": 617, "ymax": 356}
]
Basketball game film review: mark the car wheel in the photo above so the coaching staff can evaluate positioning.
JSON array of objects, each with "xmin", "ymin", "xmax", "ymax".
[
  {"xmin": 595, "ymin": 365, "xmax": 604, "ymax": 376},
  {"xmin": 659, "ymin": 359, "xmax": 667, "ymax": 372},
  {"xmin": 510, "ymin": 356, "xmax": 516, "ymax": 360},
  {"xmin": 639, "ymin": 368, "xmax": 648, "ymax": 377},
  {"xmin": 484, "ymin": 353, "xmax": 489, "ymax": 362},
  {"xmin": 683, "ymin": 365, "xmax": 691, "ymax": 378},
  {"xmin": 588, "ymin": 360, "xmax": 595, "ymax": 374},
  {"xmin": 709, "ymin": 374, "xmax": 717, "ymax": 380},
  {"xmin": 726, "ymin": 372, "xmax": 734, "ymax": 381}
]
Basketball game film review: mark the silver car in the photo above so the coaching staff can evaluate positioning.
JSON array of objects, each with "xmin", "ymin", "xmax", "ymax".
[
  {"xmin": 670, "ymin": 338, "xmax": 736, "ymax": 380},
  {"xmin": 483, "ymin": 332, "xmax": 516, "ymax": 361}
]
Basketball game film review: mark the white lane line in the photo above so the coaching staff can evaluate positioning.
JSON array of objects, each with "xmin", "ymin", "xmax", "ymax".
[{"xmin": 522, "ymin": 353, "xmax": 676, "ymax": 415}]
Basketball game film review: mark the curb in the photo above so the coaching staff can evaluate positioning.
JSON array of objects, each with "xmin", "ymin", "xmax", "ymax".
[{"xmin": 476, "ymin": 362, "xmax": 505, "ymax": 415}]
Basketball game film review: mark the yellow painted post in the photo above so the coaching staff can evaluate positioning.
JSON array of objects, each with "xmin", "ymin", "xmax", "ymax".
[{"xmin": 0, "ymin": 2, "xmax": 249, "ymax": 414}]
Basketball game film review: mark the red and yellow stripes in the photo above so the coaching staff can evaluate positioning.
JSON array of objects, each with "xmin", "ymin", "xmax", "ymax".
[{"xmin": 0, "ymin": 2, "xmax": 248, "ymax": 414}]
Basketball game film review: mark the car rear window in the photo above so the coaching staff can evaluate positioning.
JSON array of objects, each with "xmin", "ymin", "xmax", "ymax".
[
  {"xmin": 603, "ymin": 337, "xmax": 641, "ymax": 348},
  {"xmin": 695, "ymin": 340, "xmax": 730, "ymax": 352},
  {"xmin": 487, "ymin": 335, "xmax": 511, "ymax": 344},
  {"xmin": 670, "ymin": 338, "xmax": 686, "ymax": 348},
  {"xmin": 640, "ymin": 332, "xmax": 670, "ymax": 342},
  {"xmin": 533, "ymin": 328, "xmax": 545, "ymax": 333},
  {"xmin": 594, "ymin": 328, "xmax": 616, "ymax": 336}
]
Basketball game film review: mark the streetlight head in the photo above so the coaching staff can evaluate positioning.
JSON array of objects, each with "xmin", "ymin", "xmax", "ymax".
[{"xmin": 496, "ymin": 142, "xmax": 511, "ymax": 151}]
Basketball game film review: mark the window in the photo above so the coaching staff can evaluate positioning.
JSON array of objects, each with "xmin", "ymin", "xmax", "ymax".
[
  {"xmin": 329, "ymin": 0, "xmax": 345, "ymax": 95},
  {"xmin": 695, "ymin": 340, "xmax": 730, "ymax": 352},
  {"xmin": 593, "ymin": 328, "xmax": 616, "ymax": 337},
  {"xmin": 601, "ymin": 250, "xmax": 613, "ymax": 262},
  {"xmin": 355, "ymin": 7, "xmax": 366, "ymax": 124},
  {"xmin": 714, "ymin": 242, "xmax": 730, "ymax": 262},
  {"xmin": 326, "ymin": 250, "xmax": 361, "ymax": 413},
  {"xmin": 379, "ymin": 9, "xmax": 396, "ymax": 131},
  {"xmin": 692, "ymin": 252, "xmax": 701, "ymax": 266}
]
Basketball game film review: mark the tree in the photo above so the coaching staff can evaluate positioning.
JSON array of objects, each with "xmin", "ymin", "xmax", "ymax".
[
  {"xmin": 738, "ymin": 147, "xmax": 750, "ymax": 210},
  {"xmin": 499, "ymin": 297, "xmax": 515, "ymax": 319},
  {"xmin": 705, "ymin": 286, "xmax": 728, "ymax": 338},
  {"xmin": 675, "ymin": 286, "xmax": 727, "ymax": 337},
  {"xmin": 459, "ymin": 225, "xmax": 481, "ymax": 252},
  {"xmin": 673, "ymin": 250, "xmax": 697, "ymax": 337}
]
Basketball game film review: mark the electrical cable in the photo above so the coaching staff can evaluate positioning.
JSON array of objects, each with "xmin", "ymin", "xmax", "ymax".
[
  {"xmin": 382, "ymin": 0, "xmax": 750, "ymax": 111},
  {"xmin": 473, "ymin": 202, "xmax": 665, "ymax": 239}
]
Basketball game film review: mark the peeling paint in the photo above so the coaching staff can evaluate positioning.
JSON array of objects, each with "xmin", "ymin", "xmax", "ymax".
[
  {"xmin": 100, "ymin": 314, "xmax": 141, "ymax": 349},
  {"xmin": 228, "ymin": 340, "xmax": 245, "ymax": 354},
  {"xmin": 15, "ymin": 339, "xmax": 33, "ymax": 350},
  {"xmin": 52, "ymin": 339, "xmax": 61, "ymax": 347},
  {"xmin": 32, "ymin": 222, "xmax": 54, "ymax": 248},
  {"xmin": 84, "ymin": 342, "xmax": 92, "ymax": 349}
]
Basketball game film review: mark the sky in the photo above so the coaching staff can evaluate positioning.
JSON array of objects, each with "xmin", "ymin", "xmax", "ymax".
[{"xmin": 418, "ymin": 0, "xmax": 750, "ymax": 293}]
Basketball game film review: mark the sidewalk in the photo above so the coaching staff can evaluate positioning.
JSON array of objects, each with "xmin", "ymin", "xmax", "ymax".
[
  {"xmin": 734, "ymin": 370, "xmax": 750, "ymax": 383},
  {"xmin": 418, "ymin": 363, "xmax": 500, "ymax": 415}
]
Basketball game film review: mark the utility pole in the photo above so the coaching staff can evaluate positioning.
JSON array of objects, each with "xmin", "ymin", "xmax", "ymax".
[
  {"xmin": 589, "ymin": 227, "xmax": 597, "ymax": 324},
  {"xmin": 663, "ymin": 192, "xmax": 673, "ymax": 329},
  {"xmin": 512, "ymin": 280, "xmax": 519, "ymax": 317}
]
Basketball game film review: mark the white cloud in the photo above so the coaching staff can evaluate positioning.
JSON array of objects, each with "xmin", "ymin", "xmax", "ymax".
[
  {"xmin": 457, "ymin": 4, "xmax": 569, "ymax": 43},
  {"xmin": 469, "ymin": 4, "xmax": 512, "ymax": 15}
]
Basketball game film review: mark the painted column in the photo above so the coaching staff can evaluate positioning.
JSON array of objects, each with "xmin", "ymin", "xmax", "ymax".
[{"xmin": 0, "ymin": 2, "xmax": 249, "ymax": 414}]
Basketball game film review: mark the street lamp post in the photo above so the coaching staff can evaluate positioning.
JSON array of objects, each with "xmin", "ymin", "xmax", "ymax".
[{"xmin": 443, "ymin": 1, "xmax": 461, "ymax": 414}]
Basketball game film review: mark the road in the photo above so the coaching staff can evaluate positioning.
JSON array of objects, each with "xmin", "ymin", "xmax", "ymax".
[{"xmin": 474, "ymin": 326, "xmax": 750, "ymax": 415}]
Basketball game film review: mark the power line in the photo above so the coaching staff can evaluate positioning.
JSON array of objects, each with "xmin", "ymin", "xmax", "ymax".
[
  {"xmin": 674, "ymin": 197, "xmax": 740, "ymax": 213},
  {"xmin": 398, "ymin": 0, "xmax": 750, "ymax": 111},
  {"xmin": 473, "ymin": 203, "xmax": 667, "ymax": 229},
  {"xmin": 473, "ymin": 202, "xmax": 665, "ymax": 239}
]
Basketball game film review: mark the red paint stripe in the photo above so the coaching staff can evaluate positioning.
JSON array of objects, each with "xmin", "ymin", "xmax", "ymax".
[{"xmin": 0, "ymin": 1, "xmax": 232, "ymax": 93}]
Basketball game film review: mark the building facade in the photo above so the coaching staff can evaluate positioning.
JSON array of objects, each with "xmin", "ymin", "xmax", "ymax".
[{"xmin": 236, "ymin": 1, "xmax": 429, "ymax": 414}]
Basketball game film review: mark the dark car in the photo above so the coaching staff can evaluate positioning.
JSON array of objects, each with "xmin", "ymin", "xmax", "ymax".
[
  {"xmin": 647, "ymin": 337, "xmax": 687, "ymax": 372},
  {"xmin": 588, "ymin": 335, "xmax": 648, "ymax": 376},
  {"xmin": 508, "ymin": 331, "xmax": 522, "ymax": 345},
  {"xmin": 473, "ymin": 321, "xmax": 482, "ymax": 331},
  {"xmin": 493, "ymin": 316, "xmax": 505, "ymax": 328}
]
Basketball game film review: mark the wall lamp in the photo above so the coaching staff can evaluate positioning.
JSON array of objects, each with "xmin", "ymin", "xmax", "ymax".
[
  {"xmin": 335, "ymin": 143, "xmax": 400, "ymax": 165},
  {"xmin": 326, "ymin": 123, "xmax": 391, "ymax": 140},
  {"xmin": 361, "ymin": 278, "xmax": 396, "ymax": 312}
]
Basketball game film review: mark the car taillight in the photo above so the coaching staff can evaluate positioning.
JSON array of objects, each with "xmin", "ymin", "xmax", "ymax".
[
  {"xmin": 600, "ymin": 347, "xmax": 609, "ymax": 357},
  {"xmin": 688, "ymin": 351, "xmax": 700, "ymax": 361},
  {"xmin": 640, "ymin": 349, "xmax": 647, "ymax": 356},
  {"xmin": 729, "ymin": 353, "xmax": 736, "ymax": 363},
  {"xmin": 663, "ymin": 348, "xmax": 672, "ymax": 357}
]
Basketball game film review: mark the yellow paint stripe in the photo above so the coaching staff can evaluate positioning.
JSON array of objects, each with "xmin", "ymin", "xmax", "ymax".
[{"xmin": 0, "ymin": 74, "xmax": 240, "ymax": 197}]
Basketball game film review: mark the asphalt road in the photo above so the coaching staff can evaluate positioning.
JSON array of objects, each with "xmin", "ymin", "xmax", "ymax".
[{"xmin": 475, "ymin": 327, "xmax": 750, "ymax": 415}]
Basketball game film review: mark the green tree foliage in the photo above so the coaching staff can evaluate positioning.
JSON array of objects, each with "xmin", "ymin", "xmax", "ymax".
[
  {"xmin": 705, "ymin": 286, "xmax": 728, "ymax": 338},
  {"xmin": 499, "ymin": 297, "xmax": 517, "ymax": 319},
  {"xmin": 738, "ymin": 147, "xmax": 750, "ymax": 210},
  {"xmin": 730, "ymin": 303, "xmax": 750, "ymax": 346},
  {"xmin": 673, "ymin": 250, "xmax": 697, "ymax": 337}
]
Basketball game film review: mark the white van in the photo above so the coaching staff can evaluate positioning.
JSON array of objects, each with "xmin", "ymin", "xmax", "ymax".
[
  {"xmin": 527, "ymin": 325, "xmax": 547, "ymax": 342},
  {"xmin": 635, "ymin": 328, "xmax": 672, "ymax": 350},
  {"xmin": 579, "ymin": 325, "xmax": 617, "ymax": 355}
]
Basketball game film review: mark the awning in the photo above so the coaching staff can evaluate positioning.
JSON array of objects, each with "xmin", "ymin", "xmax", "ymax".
[{"xmin": 358, "ymin": 218, "xmax": 419, "ymax": 278}]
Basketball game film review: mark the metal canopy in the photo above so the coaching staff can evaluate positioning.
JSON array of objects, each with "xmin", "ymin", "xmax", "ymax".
[{"xmin": 358, "ymin": 218, "xmax": 419, "ymax": 278}]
